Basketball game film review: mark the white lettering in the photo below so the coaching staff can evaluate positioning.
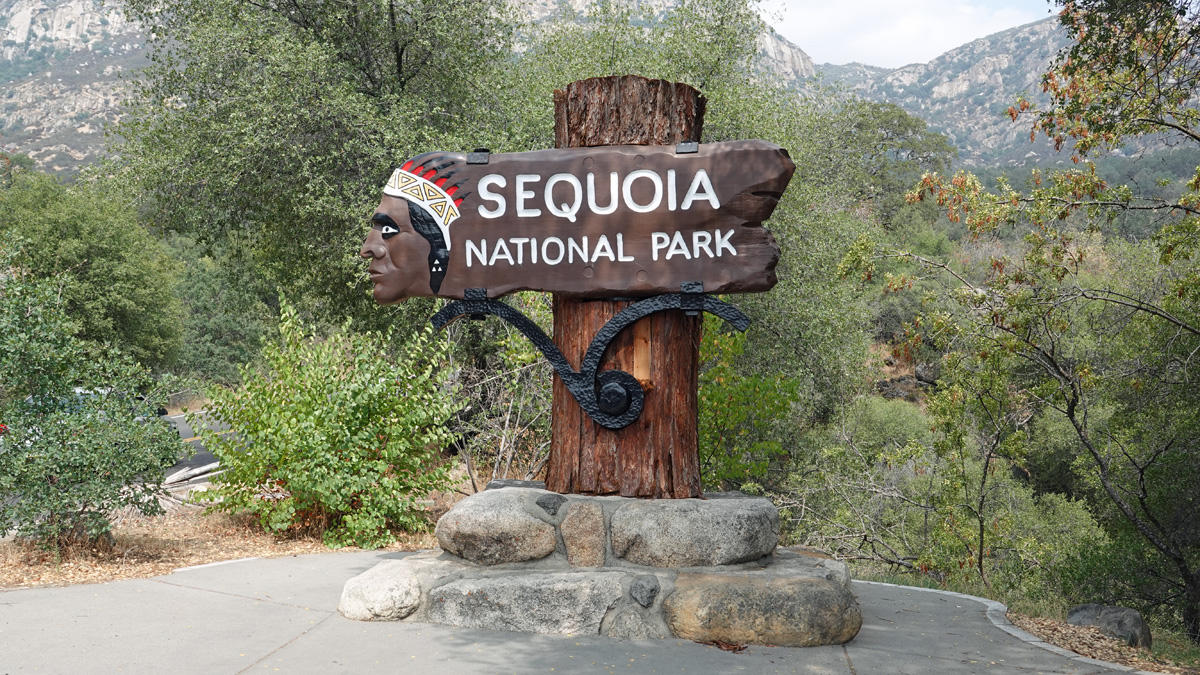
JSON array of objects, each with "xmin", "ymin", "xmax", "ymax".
[
  {"xmin": 510, "ymin": 237, "xmax": 529, "ymax": 264},
  {"xmin": 477, "ymin": 175, "xmax": 506, "ymax": 219},
  {"xmin": 466, "ymin": 239, "xmax": 488, "ymax": 267},
  {"xmin": 588, "ymin": 172, "xmax": 619, "ymax": 215},
  {"xmin": 666, "ymin": 231, "xmax": 691, "ymax": 260},
  {"xmin": 616, "ymin": 234, "xmax": 635, "ymax": 262},
  {"xmin": 569, "ymin": 236, "xmax": 589, "ymax": 264},
  {"xmin": 489, "ymin": 238, "xmax": 515, "ymax": 266},
  {"xmin": 682, "ymin": 169, "xmax": 720, "ymax": 210},
  {"xmin": 516, "ymin": 174, "xmax": 541, "ymax": 217},
  {"xmin": 651, "ymin": 232, "xmax": 670, "ymax": 261},
  {"xmin": 667, "ymin": 169, "xmax": 677, "ymax": 211},
  {"xmin": 542, "ymin": 237, "xmax": 565, "ymax": 265},
  {"xmin": 545, "ymin": 173, "xmax": 583, "ymax": 223},
  {"xmin": 622, "ymin": 169, "xmax": 663, "ymax": 213},
  {"xmin": 692, "ymin": 231, "xmax": 714, "ymax": 259},
  {"xmin": 530, "ymin": 238, "xmax": 538, "ymax": 264},
  {"xmin": 715, "ymin": 229, "xmax": 737, "ymax": 256},
  {"xmin": 592, "ymin": 235, "xmax": 616, "ymax": 263}
]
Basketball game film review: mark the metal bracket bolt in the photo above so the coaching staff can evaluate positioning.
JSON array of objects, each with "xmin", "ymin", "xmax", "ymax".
[{"xmin": 431, "ymin": 285, "xmax": 750, "ymax": 429}]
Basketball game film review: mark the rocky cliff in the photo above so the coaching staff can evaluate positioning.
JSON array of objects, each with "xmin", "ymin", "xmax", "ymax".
[
  {"xmin": 813, "ymin": 18, "xmax": 1072, "ymax": 166},
  {"xmin": 1, "ymin": 0, "xmax": 144, "ymax": 172}
]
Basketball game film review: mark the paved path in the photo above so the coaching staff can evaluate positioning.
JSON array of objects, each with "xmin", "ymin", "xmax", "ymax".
[
  {"xmin": 163, "ymin": 411, "xmax": 223, "ymax": 479},
  {"xmin": 0, "ymin": 552, "xmax": 1153, "ymax": 675}
]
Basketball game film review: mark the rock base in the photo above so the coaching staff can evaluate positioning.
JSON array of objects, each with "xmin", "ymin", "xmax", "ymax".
[{"xmin": 339, "ymin": 488, "xmax": 861, "ymax": 647}]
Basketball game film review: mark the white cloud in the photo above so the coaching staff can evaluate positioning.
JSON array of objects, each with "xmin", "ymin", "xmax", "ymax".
[{"xmin": 759, "ymin": 0, "xmax": 1054, "ymax": 68}]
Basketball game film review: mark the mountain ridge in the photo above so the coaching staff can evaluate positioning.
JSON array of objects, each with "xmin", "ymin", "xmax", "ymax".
[
  {"xmin": 1, "ymin": 0, "xmax": 1070, "ymax": 173},
  {"xmin": 808, "ymin": 17, "xmax": 1073, "ymax": 167}
]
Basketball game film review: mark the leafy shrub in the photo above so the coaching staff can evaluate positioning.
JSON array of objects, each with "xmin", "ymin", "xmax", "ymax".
[
  {"xmin": 784, "ymin": 394, "xmax": 1106, "ymax": 598},
  {"xmin": 198, "ymin": 302, "xmax": 460, "ymax": 548},
  {"xmin": 699, "ymin": 316, "xmax": 799, "ymax": 489},
  {"xmin": 0, "ymin": 245, "xmax": 183, "ymax": 549},
  {"xmin": 0, "ymin": 373, "xmax": 183, "ymax": 547}
]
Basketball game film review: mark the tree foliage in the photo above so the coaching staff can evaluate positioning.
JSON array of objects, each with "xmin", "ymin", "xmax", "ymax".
[
  {"xmin": 0, "ymin": 242, "xmax": 184, "ymax": 549},
  {"xmin": 698, "ymin": 315, "xmax": 798, "ymax": 489},
  {"xmin": 116, "ymin": 0, "xmax": 518, "ymax": 327},
  {"xmin": 0, "ymin": 171, "xmax": 183, "ymax": 368},
  {"xmin": 168, "ymin": 236, "xmax": 276, "ymax": 385},
  {"xmin": 898, "ymin": 0, "xmax": 1200, "ymax": 642},
  {"xmin": 781, "ymin": 393, "xmax": 1104, "ymax": 600}
]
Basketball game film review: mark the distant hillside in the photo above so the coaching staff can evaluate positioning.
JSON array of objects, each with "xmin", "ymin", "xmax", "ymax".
[
  {"xmin": 1, "ymin": 0, "xmax": 145, "ymax": 172},
  {"xmin": 1, "ymin": 0, "xmax": 817, "ymax": 173},
  {"xmin": 2, "ymin": 1, "xmax": 1074, "ymax": 174},
  {"xmin": 813, "ymin": 18, "xmax": 1074, "ymax": 167}
]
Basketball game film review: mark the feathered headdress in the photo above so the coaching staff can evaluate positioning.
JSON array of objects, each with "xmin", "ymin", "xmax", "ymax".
[{"xmin": 382, "ymin": 153, "xmax": 469, "ymax": 250}]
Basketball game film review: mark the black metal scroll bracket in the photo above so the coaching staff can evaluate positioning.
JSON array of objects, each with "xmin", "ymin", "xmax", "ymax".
[{"xmin": 430, "ymin": 283, "xmax": 751, "ymax": 430}]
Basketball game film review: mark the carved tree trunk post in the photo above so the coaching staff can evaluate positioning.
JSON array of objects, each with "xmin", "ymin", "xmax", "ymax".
[{"xmin": 545, "ymin": 75, "xmax": 706, "ymax": 498}]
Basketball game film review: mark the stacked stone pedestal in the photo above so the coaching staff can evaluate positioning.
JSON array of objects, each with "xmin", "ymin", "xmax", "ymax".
[{"xmin": 339, "ymin": 487, "xmax": 861, "ymax": 647}]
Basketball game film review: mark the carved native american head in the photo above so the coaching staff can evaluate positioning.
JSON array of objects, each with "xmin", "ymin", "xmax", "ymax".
[{"xmin": 360, "ymin": 152, "xmax": 471, "ymax": 302}]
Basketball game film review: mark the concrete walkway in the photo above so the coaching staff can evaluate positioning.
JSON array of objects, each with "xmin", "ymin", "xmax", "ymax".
[{"xmin": 0, "ymin": 551, "xmax": 1154, "ymax": 674}]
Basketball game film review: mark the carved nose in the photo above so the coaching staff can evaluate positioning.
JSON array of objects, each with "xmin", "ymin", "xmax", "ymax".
[{"xmin": 360, "ymin": 231, "xmax": 385, "ymax": 259}]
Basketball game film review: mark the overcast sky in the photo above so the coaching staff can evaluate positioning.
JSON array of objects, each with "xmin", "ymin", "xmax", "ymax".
[{"xmin": 759, "ymin": 0, "xmax": 1057, "ymax": 69}]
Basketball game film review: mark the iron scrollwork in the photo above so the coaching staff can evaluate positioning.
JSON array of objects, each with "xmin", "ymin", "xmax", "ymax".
[{"xmin": 430, "ymin": 284, "xmax": 750, "ymax": 430}]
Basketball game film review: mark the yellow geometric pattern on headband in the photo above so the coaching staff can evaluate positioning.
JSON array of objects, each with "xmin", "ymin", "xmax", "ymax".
[{"xmin": 382, "ymin": 168, "xmax": 461, "ymax": 231}]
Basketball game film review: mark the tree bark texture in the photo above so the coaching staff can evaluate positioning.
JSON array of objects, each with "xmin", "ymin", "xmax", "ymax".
[{"xmin": 545, "ymin": 75, "xmax": 705, "ymax": 498}]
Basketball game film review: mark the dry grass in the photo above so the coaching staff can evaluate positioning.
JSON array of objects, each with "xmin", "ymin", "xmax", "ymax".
[
  {"xmin": 0, "ymin": 503, "xmax": 438, "ymax": 590},
  {"xmin": 1009, "ymin": 613, "xmax": 1200, "ymax": 675},
  {"xmin": 869, "ymin": 342, "xmax": 915, "ymax": 380},
  {"xmin": 164, "ymin": 392, "xmax": 209, "ymax": 416}
]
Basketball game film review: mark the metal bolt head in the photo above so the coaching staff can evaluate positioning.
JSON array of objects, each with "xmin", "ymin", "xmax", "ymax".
[{"xmin": 597, "ymin": 381, "xmax": 630, "ymax": 416}]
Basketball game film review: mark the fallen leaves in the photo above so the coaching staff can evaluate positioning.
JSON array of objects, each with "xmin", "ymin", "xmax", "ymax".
[
  {"xmin": 1009, "ymin": 613, "xmax": 1199, "ymax": 675},
  {"xmin": 700, "ymin": 640, "xmax": 748, "ymax": 653}
]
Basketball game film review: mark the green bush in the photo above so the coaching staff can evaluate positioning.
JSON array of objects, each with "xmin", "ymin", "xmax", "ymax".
[
  {"xmin": 0, "ymin": 373, "xmax": 183, "ymax": 547},
  {"xmin": 0, "ymin": 245, "xmax": 184, "ymax": 549},
  {"xmin": 198, "ymin": 302, "xmax": 461, "ymax": 548},
  {"xmin": 698, "ymin": 316, "xmax": 799, "ymax": 489}
]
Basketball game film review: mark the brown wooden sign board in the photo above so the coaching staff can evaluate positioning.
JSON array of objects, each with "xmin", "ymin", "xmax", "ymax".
[{"xmin": 360, "ymin": 140, "xmax": 794, "ymax": 301}]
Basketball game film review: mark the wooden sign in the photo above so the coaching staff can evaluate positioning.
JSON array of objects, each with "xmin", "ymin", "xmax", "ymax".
[{"xmin": 360, "ymin": 140, "xmax": 794, "ymax": 301}]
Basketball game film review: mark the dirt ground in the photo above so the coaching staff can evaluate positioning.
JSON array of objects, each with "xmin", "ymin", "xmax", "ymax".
[{"xmin": 0, "ymin": 504, "xmax": 438, "ymax": 589}]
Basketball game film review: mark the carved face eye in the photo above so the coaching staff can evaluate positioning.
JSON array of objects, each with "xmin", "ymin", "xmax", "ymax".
[{"xmin": 380, "ymin": 224, "xmax": 399, "ymax": 239}]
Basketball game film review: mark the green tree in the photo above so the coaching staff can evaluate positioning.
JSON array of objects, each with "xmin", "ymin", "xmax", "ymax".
[
  {"xmin": 116, "ymin": 0, "xmax": 520, "ymax": 327},
  {"xmin": 0, "ymin": 172, "xmax": 183, "ymax": 368},
  {"xmin": 833, "ymin": 100, "xmax": 957, "ymax": 224},
  {"xmin": 780, "ymin": 392, "xmax": 1104, "ymax": 597},
  {"xmin": 698, "ymin": 315, "xmax": 799, "ymax": 490},
  {"xmin": 901, "ymin": 0, "xmax": 1200, "ymax": 640},
  {"xmin": 0, "ymin": 241, "xmax": 184, "ymax": 549},
  {"xmin": 168, "ymin": 235, "xmax": 276, "ymax": 385}
]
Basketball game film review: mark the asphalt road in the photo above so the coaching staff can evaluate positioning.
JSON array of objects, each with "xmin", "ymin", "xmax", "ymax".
[{"xmin": 162, "ymin": 411, "xmax": 228, "ymax": 480}]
